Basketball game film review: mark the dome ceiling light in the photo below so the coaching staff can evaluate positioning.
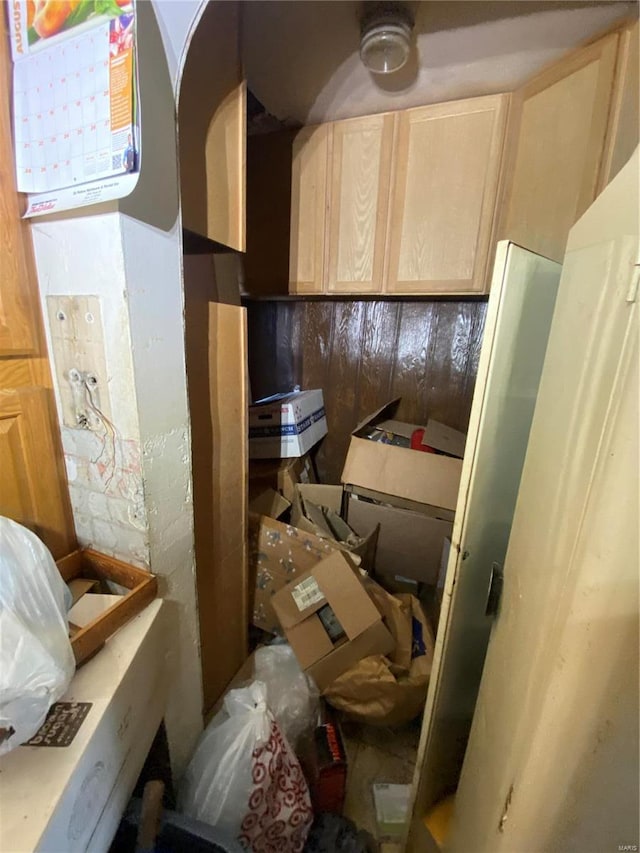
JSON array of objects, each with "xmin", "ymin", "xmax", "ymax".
[{"xmin": 359, "ymin": 3, "xmax": 415, "ymax": 75}]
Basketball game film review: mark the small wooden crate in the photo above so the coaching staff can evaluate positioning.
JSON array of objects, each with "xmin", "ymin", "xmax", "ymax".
[{"xmin": 56, "ymin": 549, "xmax": 157, "ymax": 667}]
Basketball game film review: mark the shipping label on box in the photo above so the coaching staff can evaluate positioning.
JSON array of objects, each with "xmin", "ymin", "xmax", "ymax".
[{"xmin": 249, "ymin": 390, "xmax": 328, "ymax": 459}]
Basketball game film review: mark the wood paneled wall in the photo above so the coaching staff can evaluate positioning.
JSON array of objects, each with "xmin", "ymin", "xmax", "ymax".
[{"xmin": 246, "ymin": 299, "xmax": 487, "ymax": 483}]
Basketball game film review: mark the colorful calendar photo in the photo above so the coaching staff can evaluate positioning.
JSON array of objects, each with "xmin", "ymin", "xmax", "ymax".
[
  {"xmin": 10, "ymin": 0, "xmax": 134, "ymax": 55},
  {"xmin": 9, "ymin": 0, "xmax": 138, "ymax": 197}
]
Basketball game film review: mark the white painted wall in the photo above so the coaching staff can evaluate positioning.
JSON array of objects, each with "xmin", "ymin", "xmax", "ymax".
[
  {"xmin": 31, "ymin": 208, "xmax": 149, "ymax": 566},
  {"xmin": 152, "ymin": 0, "xmax": 204, "ymax": 91}
]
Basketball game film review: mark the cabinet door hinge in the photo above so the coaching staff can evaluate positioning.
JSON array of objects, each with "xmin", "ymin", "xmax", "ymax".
[{"xmin": 485, "ymin": 562, "xmax": 504, "ymax": 617}]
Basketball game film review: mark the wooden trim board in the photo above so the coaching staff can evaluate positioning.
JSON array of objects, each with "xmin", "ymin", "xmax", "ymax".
[{"xmin": 196, "ymin": 302, "xmax": 249, "ymax": 712}]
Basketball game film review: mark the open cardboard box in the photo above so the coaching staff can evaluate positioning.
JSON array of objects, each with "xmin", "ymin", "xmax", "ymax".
[
  {"xmin": 346, "ymin": 493, "xmax": 453, "ymax": 585},
  {"xmin": 341, "ymin": 400, "xmax": 463, "ymax": 586},
  {"xmin": 249, "ymin": 488, "xmax": 291, "ymax": 520},
  {"xmin": 291, "ymin": 483, "xmax": 379, "ymax": 571},
  {"xmin": 249, "ymin": 454, "xmax": 316, "ymax": 504},
  {"xmin": 57, "ymin": 549, "xmax": 157, "ymax": 666},
  {"xmin": 341, "ymin": 400, "xmax": 465, "ymax": 513},
  {"xmin": 271, "ymin": 550, "xmax": 394, "ymax": 691}
]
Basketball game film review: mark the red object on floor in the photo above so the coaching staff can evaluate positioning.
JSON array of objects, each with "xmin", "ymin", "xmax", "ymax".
[
  {"xmin": 307, "ymin": 715, "xmax": 348, "ymax": 814},
  {"xmin": 411, "ymin": 428, "xmax": 436, "ymax": 453}
]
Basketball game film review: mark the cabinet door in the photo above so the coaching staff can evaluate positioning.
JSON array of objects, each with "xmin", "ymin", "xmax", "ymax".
[
  {"xmin": 386, "ymin": 95, "xmax": 508, "ymax": 295},
  {"xmin": 289, "ymin": 125, "xmax": 329, "ymax": 294},
  {"xmin": 326, "ymin": 114, "xmax": 394, "ymax": 294},
  {"xmin": 500, "ymin": 33, "xmax": 618, "ymax": 263},
  {"xmin": 405, "ymin": 243, "xmax": 561, "ymax": 849},
  {"xmin": 0, "ymin": 22, "xmax": 37, "ymax": 356},
  {"xmin": 0, "ymin": 20, "xmax": 75, "ymax": 560},
  {"xmin": 0, "ymin": 387, "xmax": 75, "ymax": 559}
]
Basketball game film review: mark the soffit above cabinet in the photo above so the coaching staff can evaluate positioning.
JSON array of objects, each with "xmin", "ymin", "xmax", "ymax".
[{"xmin": 242, "ymin": 0, "xmax": 634, "ymax": 125}]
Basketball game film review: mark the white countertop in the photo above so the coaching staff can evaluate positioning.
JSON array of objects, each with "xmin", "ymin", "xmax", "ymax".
[{"xmin": 0, "ymin": 600, "xmax": 167, "ymax": 853}]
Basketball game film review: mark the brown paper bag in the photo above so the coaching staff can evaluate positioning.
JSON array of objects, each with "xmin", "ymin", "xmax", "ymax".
[
  {"xmin": 323, "ymin": 593, "xmax": 434, "ymax": 727},
  {"xmin": 363, "ymin": 579, "xmax": 413, "ymax": 674}
]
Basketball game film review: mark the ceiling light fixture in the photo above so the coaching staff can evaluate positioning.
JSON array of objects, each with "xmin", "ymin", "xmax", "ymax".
[{"xmin": 360, "ymin": 3, "xmax": 414, "ymax": 75}]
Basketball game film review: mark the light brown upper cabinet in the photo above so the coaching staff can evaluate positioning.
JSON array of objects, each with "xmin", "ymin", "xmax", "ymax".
[
  {"xmin": 289, "ymin": 125, "xmax": 330, "ymax": 295},
  {"xmin": 599, "ymin": 21, "xmax": 639, "ymax": 189},
  {"xmin": 179, "ymin": 1, "xmax": 246, "ymax": 251},
  {"xmin": 326, "ymin": 113, "xmax": 395, "ymax": 294},
  {"xmin": 386, "ymin": 95, "xmax": 508, "ymax": 295},
  {"xmin": 285, "ymin": 23, "xmax": 634, "ymax": 297},
  {"xmin": 289, "ymin": 95, "xmax": 508, "ymax": 296},
  {"xmin": 500, "ymin": 33, "xmax": 619, "ymax": 263}
]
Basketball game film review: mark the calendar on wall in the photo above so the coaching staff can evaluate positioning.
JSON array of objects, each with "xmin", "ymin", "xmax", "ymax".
[{"xmin": 9, "ymin": 0, "xmax": 140, "ymax": 216}]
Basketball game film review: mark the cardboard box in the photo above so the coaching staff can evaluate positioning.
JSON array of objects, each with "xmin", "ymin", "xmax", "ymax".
[
  {"xmin": 249, "ymin": 513, "xmax": 344, "ymax": 633},
  {"xmin": 346, "ymin": 494, "xmax": 453, "ymax": 585},
  {"xmin": 249, "ymin": 488, "xmax": 291, "ymax": 519},
  {"xmin": 291, "ymin": 483, "xmax": 379, "ymax": 571},
  {"xmin": 343, "ymin": 483, "xmax": 455, "ymax": 522},
  {"xmin": 375, "ymin": 574, "xmax": 420, "ymax": 596},
  {"xmin": 249, "ymin": 390, "xmax": 328, "ymax": 459},
  {"xmin": 249, "ymin": 455, "xmax": 316, "ymax": 504},
  {"xmin": 292, "ymin": 483, "xmax": 343, "ymax": 520},
  {"xmin": 376, "ymin": 417, "xmax": 466, "ymax": 458},
  {"xmin": 271, "ymin": 551, "xmax": 395, "ymax": 690},
  {"xmin": 341, "ymin": 400, "xmax": 465, "ymax": 512}
]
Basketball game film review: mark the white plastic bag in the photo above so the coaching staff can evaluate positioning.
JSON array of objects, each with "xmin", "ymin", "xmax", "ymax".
[
  {"xmin": 253, "ymin": 643, "xmax": 319, "ymax": 751},
  {"xmin": 0, "ymin": 517, "xmax": 75, "ymax": 755},
  {"xmin": 179, "ymin": 681, "xmax": 313, "ymax": 853}
]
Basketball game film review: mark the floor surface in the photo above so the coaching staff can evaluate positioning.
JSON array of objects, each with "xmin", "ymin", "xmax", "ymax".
[{"xmin": 341, "ymin": 718, "xmax": 421, "ymax": 852}]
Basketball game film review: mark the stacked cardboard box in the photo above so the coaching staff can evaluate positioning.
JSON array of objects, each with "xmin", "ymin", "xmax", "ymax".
[
  {"xmin": 249, "ymin": 455, "xmax": 317, "ymax": 503},
  {"xmin": 341, "ymin": 400, "xmax": 465, "ymax": 588},
  {"xmin": 248, "ymin": 456, "xmax": 377, "ymax": 634},
  {"xmin": 249, "ymin": 390, "xmax": 328, "ymax": 459}
]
